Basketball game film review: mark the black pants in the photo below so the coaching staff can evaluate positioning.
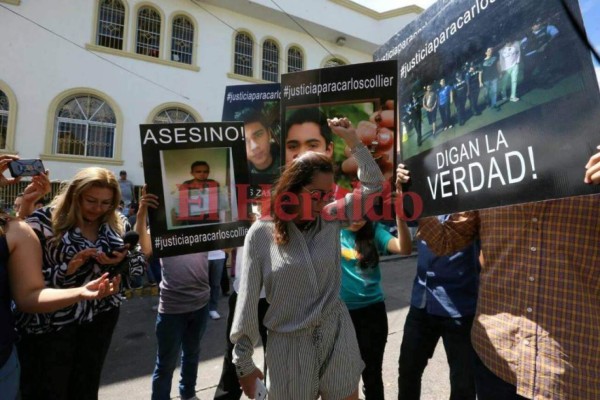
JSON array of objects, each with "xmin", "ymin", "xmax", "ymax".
[
  {"xmin": 213, "ymin": 292, "xmax": 269, "ymax": 400},
  {"xmin": 220, "ymin": 253, "xmax": 230, "ymax": 295},
  {"xmin": 455, "ymin": 97, "xmax": 467, "ymax": 125},
  {"xmin": 412, "ymin": 111, "xmax": 422, "ymax": 145},
  {"xmin": 473, "ymin": 353, "xmax": 529, "ymax": 400},
  {"xmin": 468, "ymin": 88, "xmax": 480, "ymax": 115},
  {"xmin": 18, "ymin": 307, "xmax": 120, "ymax": 400},
  {"xmin": 398, "ymin": 306, "xmax": 476, "ymax": 400},
  {"xmin": 348, "ymin": 301, "xmax": 388, "ymax": 400}
]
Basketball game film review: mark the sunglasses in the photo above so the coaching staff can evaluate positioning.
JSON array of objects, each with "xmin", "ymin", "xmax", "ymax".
[{"xmin": 302, "ymin": 187, "xmax": 334, "ymax": 201}]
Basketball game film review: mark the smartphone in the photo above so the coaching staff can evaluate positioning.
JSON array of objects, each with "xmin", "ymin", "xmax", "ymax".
[
  {"xmin": 107, "ymin": 246, "xmax": 127, "ymax": 257},
  {"xmin": 8, "ymin": 159, "xmax": 45, "ymax": 177},
  {"xmin": 255, "ymin": 378, "xmax": 267, "ymax": 400}
]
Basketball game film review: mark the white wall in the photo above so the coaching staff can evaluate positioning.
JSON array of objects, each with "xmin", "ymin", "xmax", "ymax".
[{"xmin": 0, "ymin": 0, "xmax": 415, "ymax": 184}]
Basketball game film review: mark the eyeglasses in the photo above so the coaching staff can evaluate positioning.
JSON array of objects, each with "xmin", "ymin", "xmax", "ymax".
[{"xmin": 302, "ymin": 187, "xmax": 334, "ymax": 201}]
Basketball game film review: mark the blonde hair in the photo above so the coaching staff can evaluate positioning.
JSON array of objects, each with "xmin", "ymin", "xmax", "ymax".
[{"xmin": 50, "ymin": 167, "xmax": 123, "ymax": 243}]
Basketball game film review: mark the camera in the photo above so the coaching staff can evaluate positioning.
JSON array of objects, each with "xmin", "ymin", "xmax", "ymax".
[{"xmin": 8, "ymin": 159, "xmax": 45, "ymax": 177}]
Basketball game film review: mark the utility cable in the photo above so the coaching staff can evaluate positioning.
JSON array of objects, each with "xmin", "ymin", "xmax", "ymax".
[
  {"xmin": 268, "ymin": 0, "xmax": 336, "ymax": 58},
  {"xmin": 0, "ymin": 4, "xmax": 190, "ymax": 100}
]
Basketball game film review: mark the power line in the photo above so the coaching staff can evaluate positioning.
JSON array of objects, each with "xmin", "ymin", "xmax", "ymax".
[
  {"xmin": 189, "ymin": 0, "xmax": 294, "ymax": 71},
  {"xmin": 268, "ymin": 0, "xmax": 336, "ymax": 58},
  {"xmin": 0, "ymin": 4, "xmax": 190, "ymax": 100},
  {"xmin": 189, "ymin": 0, "xmax": 336, "ymax": 66}
]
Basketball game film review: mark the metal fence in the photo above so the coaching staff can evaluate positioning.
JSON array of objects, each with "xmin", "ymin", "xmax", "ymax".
[{"xmin": 0, "ymin": 180, "xmax": 143, "ymax": 213}]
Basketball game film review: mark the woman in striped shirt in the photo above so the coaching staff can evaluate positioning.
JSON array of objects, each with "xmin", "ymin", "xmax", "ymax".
[
  {"xmin": 231, "ymin": 117, "xmax": 384, "ymax": 400},
  {"xmin": 15, "ymin": 167, "xmax": 133, "ymax": 400}
]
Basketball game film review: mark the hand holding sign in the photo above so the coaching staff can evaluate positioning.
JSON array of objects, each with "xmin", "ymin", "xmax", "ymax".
[{"xmin": 584, "ymin": 145, "xmax": 600, "ymax": 185}]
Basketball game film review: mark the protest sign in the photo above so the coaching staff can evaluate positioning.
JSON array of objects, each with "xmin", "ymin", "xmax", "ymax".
[
  {"xmin": 222, "ymin": 83, "xmax": 282, "ymax": 198},
  {"xmin": 140, "ymin": 122, "xmax": 250, "ymax": 257},
  {"xmin": 280, "ymin": 60, "xmax": 398, "ymax": 218},
  {"xmin": 374, "ymin": 0, "xmax": 600, "ymax": 217}
]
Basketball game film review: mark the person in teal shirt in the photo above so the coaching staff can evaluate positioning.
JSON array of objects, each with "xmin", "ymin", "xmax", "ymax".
[{"xmin": 340, "ymin": 210, "xmax": 412, "ymax": 400}]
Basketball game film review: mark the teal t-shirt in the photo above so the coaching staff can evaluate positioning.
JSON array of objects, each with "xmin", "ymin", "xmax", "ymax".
[{"xmin": 340, "ymin": 223, "xmax": 392, "ymax": 310}]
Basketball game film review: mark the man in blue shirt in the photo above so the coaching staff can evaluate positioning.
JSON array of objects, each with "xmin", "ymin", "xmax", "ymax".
[
  {"xmin": 437, "ymin": 79, "xmax": 453, "ymax": 131},
  {"xmin": 398, "ymin": 215, "xmax": 480, "ymax": 400}
]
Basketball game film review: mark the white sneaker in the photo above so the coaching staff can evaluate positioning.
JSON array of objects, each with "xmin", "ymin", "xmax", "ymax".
[
  {"xmin": 209, "ymin": 310, "xmax": 221, "ymax": 320},
  {"xmin": 510, "ymin": 97, "xmax": 519, "ymax": 102}
]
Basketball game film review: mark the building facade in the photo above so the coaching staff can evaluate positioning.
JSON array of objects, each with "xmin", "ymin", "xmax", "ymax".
[{"xmin": 0, "ymin": 0, "xmax": 422, "ymax": 183}]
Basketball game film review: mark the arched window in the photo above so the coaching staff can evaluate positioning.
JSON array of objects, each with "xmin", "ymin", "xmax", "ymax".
[
  {"xmin": 96, "ymin": 0, "xmax": 125, "ymax": 50},
  {"xmin": 136, "ymin": 7, "xmax": 161, "ymax": 58},
  {"xmin": 171, "ymin": 15, "xmax": 194, "ymax": 64},
  {"xmin": 0, "ymin": 90, "xmax": 9, "ymax": 150},
  {"xmin": 262, "ymin": 39, "xmax": 279, "ymax": 82},
  {"xmin": 234, "ymin": 32, "xmax": 253, "ymax": 77},
  {"xmin": 287, "ymin": 47, "xmax": 303, "ymax": 73},
  {"xmin": 152, "ymin": 107, "xmax": 197, "ymax": 123},
  {"xmin": 54, "ymin": 95, "xmax": 116, "ymax": 158},
  {"xmin": 324, "ymin": 57, "xmax": 346, "ymax": 68}
]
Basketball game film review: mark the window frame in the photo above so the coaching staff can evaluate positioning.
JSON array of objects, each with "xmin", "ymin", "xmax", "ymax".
[
  {"xmin": 168, "ymin": 12, "xmax": 198, "ymax": 66},
  {"xmin": 147, "ymin": 103, "xmax": 202, "ymax": 124},
  {"xmin": 321, "ymin": 55, "xmax": 350, "ymax": 68},
  {"xmin": 95, "ymin": 0, "xmax": 127, "ymax": 51},
  {"xmin": 135, "ymin": 4, "xmax": 163, "ymax": 59},
  {"xmin": 233, "ymin": 31, "xmax": 254, "ymax": 78},
  {"xmin": 0, "ymin": 80, "xmax": 17, "ymax": 154},
  {"xmin": 43, "ymin": 88, "xmax": 124, "ymax": 165},
  {"xmin": 287, "ymin": 45, "xmax": 304, "ymax": 73},
  {"xmin": 261, "ymin": 38, "xmax": 280, "ymax": 82}
]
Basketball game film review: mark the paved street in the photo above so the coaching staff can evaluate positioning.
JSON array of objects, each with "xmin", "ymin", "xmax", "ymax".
[{"xmin": 99, "ymin": 255, "xmax": 452, "ymax": 399}]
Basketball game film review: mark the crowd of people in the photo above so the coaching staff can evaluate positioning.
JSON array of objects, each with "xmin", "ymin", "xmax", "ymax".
[
  {"xmin": 0, "ymin": 100, "xmax": 599, "ymax": 400},
  {"xmin": 402, "ymin": 17, "xmax": 563, "ymax": 146}
]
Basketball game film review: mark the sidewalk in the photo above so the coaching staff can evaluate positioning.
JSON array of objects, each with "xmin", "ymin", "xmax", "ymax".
[{"xmin": 99, "ymin": 255, "xmax": 452, "ymax": 399}]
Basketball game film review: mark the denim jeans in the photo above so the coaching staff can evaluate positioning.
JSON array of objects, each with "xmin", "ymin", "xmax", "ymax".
[
  {"xmin": 209, "ymin": 259, "xmax": 225, "ymax": 311},
  {"xmin": 348, "ymin": 301, "xmax": 388, "ymax": 400},
  {"xmin": 398, "ymin": 306, "xmax": 476, "ymax": 400},
  {"xmin": 484, "ymin": 79, "xmax": 498, "ymax": 108},
  {"xmin": 0, "ymin": 345, "xmax": 19, "ymax": 400},
  {"xmin": 152, "ymin": 306, "xmax": 209, "ymax": 400},
  {"xmin": 439, "ymin": 102, "xmax": 451, "ymax": 129},
  {"xmin": 473, "ymin": 353, "xmax": 529, "ymax": 400}
]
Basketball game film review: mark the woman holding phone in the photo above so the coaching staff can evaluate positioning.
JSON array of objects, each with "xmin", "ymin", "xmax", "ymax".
[
  {"xmin": 0, "ymin": 156, "xmax": 121, "ymax": 400},
  {"xmin": 14, "ymin": 166, "xmax": 133, "ymax": 400}
]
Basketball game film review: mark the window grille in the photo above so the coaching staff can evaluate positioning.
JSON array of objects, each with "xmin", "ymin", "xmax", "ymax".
[
  {"xmin": 153, "ymin": 108, "xmax": 197, "ymax": 124},
  {"xmin": 0, "ymin": 90, "xmax": 8, "ymax": 150},
  {"xmin": 262, "ymin": 40, "xmax": 279, "ymax": 82},
  {"xmin": 324, "ymin": 58, "xmax": 346, "ymax": 68},
  {"xmin": 136, "ymin": 7, "xmax": 161, "ymax": 58},
  {"xmin": 171, "ymin": 16, "xmax": 194, "ymax": 64},
  {"xmin": 234, "ymin": 33, "xmax": 253, "ymax": 77},
  {"xmin": 54, "ymin": 95, "xmax": 116, "ymax": 158},
  {"xmin": 96, "ymin": 0, "xmax": 125, "ymax": 50},
  {"xmin": 287, "ymin": 47, "xmax": 303, "ymax": 73}
]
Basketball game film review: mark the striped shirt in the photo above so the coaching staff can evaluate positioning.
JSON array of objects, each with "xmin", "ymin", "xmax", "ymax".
[
  {"xmin": 418, "ymin": 194, "xmax": 600, "ymax": 400},
  {"xmin": 231, "ymin": 144, "xmax": 384, "ymax": 377},
  {"xmin": 14, "ymin": 206, "xmax": 129, "ymax": 334}
]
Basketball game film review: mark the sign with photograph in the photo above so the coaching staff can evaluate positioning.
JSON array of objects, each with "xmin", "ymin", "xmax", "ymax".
[
  {"xmin": 222, "ymin": 83, "xmax": 281, "ymax": 198},
  {"xmin": 374, "ymin": 0, "xmax": 600, "ymax": 217},
  {"xmin": 280, "ymin": 60, "xmax": 398, "ymax": 215},
  {"xmin": 140, "ymin": 122, "xmax": 251, "ymax": 257}
]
